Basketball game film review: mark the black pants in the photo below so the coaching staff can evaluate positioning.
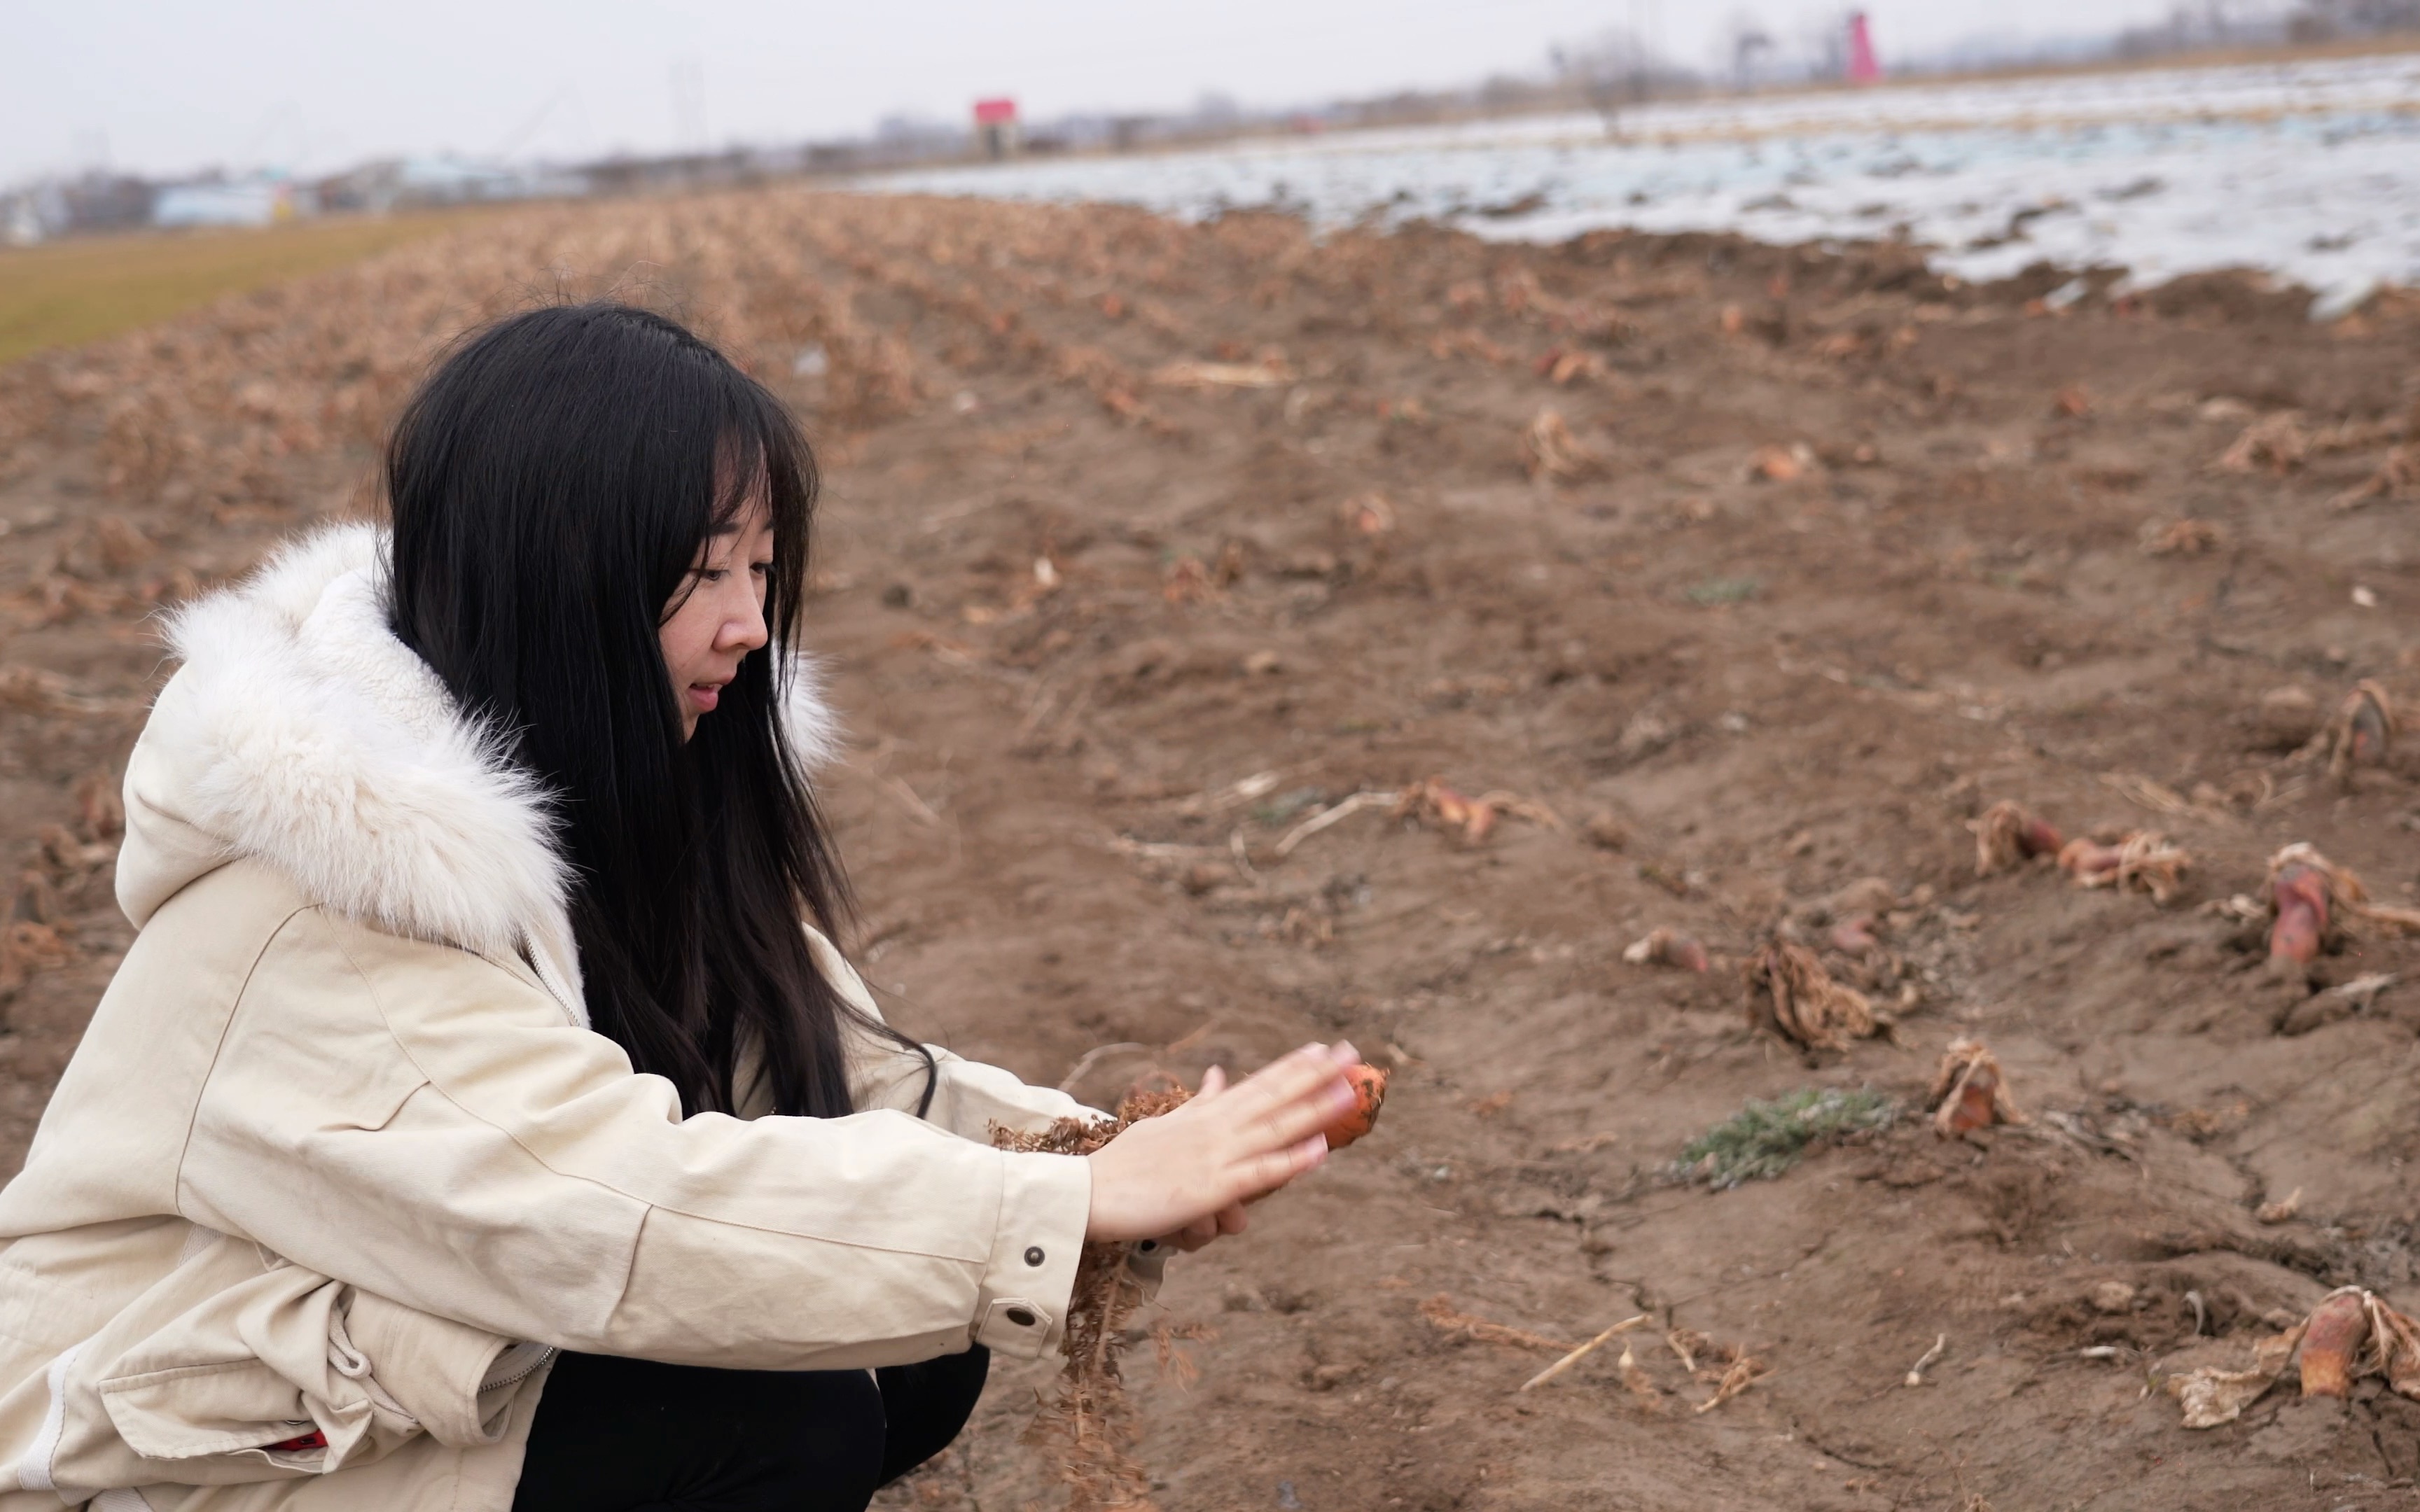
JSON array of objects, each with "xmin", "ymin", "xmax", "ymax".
[{"xmin": 511, "ymin": 1346, "xmax": 989, "ymax": 1512}]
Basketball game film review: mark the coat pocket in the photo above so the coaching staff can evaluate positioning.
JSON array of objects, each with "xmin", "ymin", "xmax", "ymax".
[
  {"xmin": 97, "ymin": 1357, "xmax": 366, "ymax": 1465},
  {"xmin": 32, "ymin": 1231, "xmax": 524, "ymax": 1493}
]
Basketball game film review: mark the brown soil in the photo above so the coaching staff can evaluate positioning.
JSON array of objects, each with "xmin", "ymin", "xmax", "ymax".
[{"xmin": 5, "ymin": 190, "xmax": 2420, "ymax": 1511}]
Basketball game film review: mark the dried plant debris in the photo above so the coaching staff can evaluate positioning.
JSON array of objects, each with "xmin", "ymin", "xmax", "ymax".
[
  {"xmin": 1622, "ymin": 927, "xmax": 1710, "ymax": 972},
  {"xmin": 1520, "ymin": 1315, "xmax": 1651, "ymax": 1392},
  {"xmin": 2169, "ymin": 1287, "xmax": 2420, "ymax": 1427},
  {"xmin": 2333, "ymin": 443, "xmax": 2419, "ymax": 510},
  {"xmin": 2140, "ymin": 517, "xmax": 2224, "ymax": 556},
  {"xmin": 1655, "ymin": 1325, "xmax": 1769, "ymax": 1410},
  {"xmin": 1149, "ymin": 356, "xmax": 1293, "ymax": 389},
  {"xmin": 1746, "ymin": 442, "xmax": 1815, "ymax": 483},
  {"xmin": 1928, "ymin": 1039, "xmax": 2026, "ymax": 1137},
  {"xmin": 2057, "ymin": 831, "xmax": 2190, "ymax": 904},
  {"xmin": 0, "ymin": 922, "xmax": 73, "ymax": 1002},
  {"xmin": 2255, "ymin": 1187, "xmax": 2303, "ymax": 1224},
  {"xmin": 2262, "ymin": 842, "xmax": 2420, "ymax": 965},
  {"xmin": 1692, "ymin": 1348, "xmax": 1770, "ymax": 1413},
  {"xmin": 1522, "ymin": 408, "xmax": 1607, "ymax": 482},
  {"xmin": 987, "ymin": 1064, "xmax": 1388, "ymax": 1507},
  {"xmin": 1746, "ymin": 940, "xmax": 1885, "ymax": 1051},
  {"xmin": 1676, "ymin": 1086, "xmax": 1899, "ymax": 1190},
  {"xmin": 2170, "ymin": 1354, "xmax": 2295, "ymax": 1430},
  {"xmin": 2216, "ymin": 412, "xmax": 2309, "ymax": 475},
  {"xmin": 1418, "ymin": 1294, "xmax": 1576, "ymax": 1353},
  {"xmin": 987, "ymin": 1100, "xmax": 1192, "ymax": 1491},
  {"xmin": 2218, "ymin": 410, "xmax": 2406, "ymax": 479},
  {"xmin": 993, "ymin": 1088, "xmax": 1193, "ymax": 1510},
  {"xmin": 1968, "ymin": 800, "xmax": 2064, "ymax": 877},
  {"xmin": 1337, "ymin": 491, "xmax": 1396, "ymax": 535},
  {"xmin": 1393, "ymin": 778, "xmax": 1562, "ymax": 846},
  {"xmin": 2318, "ymin": 680, "xmax": 2393, "ymax": 782}
]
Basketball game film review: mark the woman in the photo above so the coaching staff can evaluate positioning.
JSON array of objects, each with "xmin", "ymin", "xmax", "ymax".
[{"xmin": 0, "ymin": 304, "xmax": 1358, "ymax": 1511}]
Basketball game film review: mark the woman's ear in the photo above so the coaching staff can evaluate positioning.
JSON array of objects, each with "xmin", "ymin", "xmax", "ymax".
[{"xmin": 777, "ymin": 652, "xmax": 844, "ymax": 770}]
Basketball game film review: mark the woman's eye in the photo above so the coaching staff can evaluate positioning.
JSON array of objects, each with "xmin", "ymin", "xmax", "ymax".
[{"xmin": 697, "ymin": 568, "xmax": 728, "ymax": 584}]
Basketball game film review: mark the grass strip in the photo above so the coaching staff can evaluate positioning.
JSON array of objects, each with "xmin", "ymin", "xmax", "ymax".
[
  {"xmin": 1676, "ymin": 1086, "xmax": 1899, "ymax": 1190},
  {"xmin": 0, "ymin": 209, "xmax": 487, "ymax": 367}
]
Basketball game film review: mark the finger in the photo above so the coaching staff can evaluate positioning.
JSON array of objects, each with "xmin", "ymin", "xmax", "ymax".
[
  {"xmin": 1219, "ymin": 1045, "xmax": 1356, "ymax": 1138},
  {"xmin": 1330, "ymin": 1040, "xmax": 1361, "ymax": 1066},
  {"xmin": 1230, "ymin": 1131, "xmax": 1328, "ymax": 1203},
  {"xmin": 1214, "ymin": 1203, "xmax": 1249, "ymax": 1237},
  {"xmin": 1217, "ymin": 1044, "xmax": 1335, "ymax": 1116},
  {"xmin": 1232, "ymin": 1065, "xmax": 1359, "ymax": 1156},
  {"xmin": 1180, "ymin": 1214, "xmax": 1218, "ymax": 1251},
  {"xmin": 1195, "ymin": 1064, "xmax": 1229, "ymax": 1100}
]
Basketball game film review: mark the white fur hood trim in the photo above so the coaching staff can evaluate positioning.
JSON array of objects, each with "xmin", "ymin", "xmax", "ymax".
[{"xmin": 116, "ymin": 523, "xmax": 843, "ymax": 1029}]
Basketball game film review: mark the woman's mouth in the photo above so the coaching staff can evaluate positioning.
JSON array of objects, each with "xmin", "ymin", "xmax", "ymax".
[{"xmin": 687, "ymin": 682, "xmax": 723, "ymax": 714}]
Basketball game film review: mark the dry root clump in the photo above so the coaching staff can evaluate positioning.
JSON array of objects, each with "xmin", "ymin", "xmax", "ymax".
[
  {"xmin": 1622, "ymin": 927, "xmax": 1710, "ymax": 973},
  {"xmin": 1337, "ymin": 491, "xmax": 1396, "ymax": 535},
  {"xmin": 1393, "ymin": 778, "xmax": 1562, "ymax": 846},
  {"xmin": 2262, "ymin": 842, "xmax": 2420, "ymax": 965},
  {"xmin": 1927, "ymin": 1039, "xmax": 2026, "ymax": 1137},
  {"xmin": 1746, "ymin": 940, "xmax": 1884, "ymax": 1051},
  {"xmin": 1664, "ymin": 1328, "xmax": 1769, "ymax": 1413},
  {"xmin": 2216, "ymin": 412, "xmax": 2309, "ymax": 474},
  {"xmin": 2140, "ymin": 517, "xmax": 2224, "ymax": 556},
  {"xmin": 1418, "ymin": 1295, "xmax": 1574, "ymax": 1353},
  {"xmin": 1968, "ymin": 800, "xmax": 2064, "ymax": 877},
  {"xmin": 993, "ymin": 1086, "xmax": 1195, "ymax": 1510},
  {"xmin": 1746, "ymin": 442, "xmax": 1815, "ymax": 482},
  {"xmin": 2169, "ymin": 1286, "xmax": 2420, "ymax": 1427},
  {"xmin": 2314, "ymin": 680, "xmax": 2394, "ymax": 783},
  {"xmin": 1149, "ymin": 356, "xmax": 1293, "ymax": 390},
  {"xmin": 2057, "ymin": 831, "xmax": 2190, "ymax": 904},
  {"xmin": 1522, "ymin": 409, "xmax": 1607, "ymax": 482},
  {"xmin": 2333, "ymin": 443, "xmax": 2419, "ymax": 510},
  {"xmin": 0, "ymin": 923, "xmax": 73, "ymax": 1002}
]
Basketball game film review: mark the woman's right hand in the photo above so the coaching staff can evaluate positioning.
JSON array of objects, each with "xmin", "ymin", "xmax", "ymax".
[{"xmin": 1083, "ymin": 1042, "xmax": 1361, "ymax": 1243}]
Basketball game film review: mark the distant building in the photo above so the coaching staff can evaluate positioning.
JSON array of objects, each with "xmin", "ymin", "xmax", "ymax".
[
  {"xmin": 0, "ymin": 173, "xmax": 156, "ymax": 244},
  {"xmin": 973, "ymin": 98, "xmax": 1020, "ymax": 160},
  {"xmin": 3, "ymin": 195, "xmax": 44, "ymax": 246},
  {"xmin": 314, "ymin": 158, "xmax": 586, "ymax": 214},
  {"xmin": 153, "ymin": 177, "xmax": 306, "ymax": 228}
]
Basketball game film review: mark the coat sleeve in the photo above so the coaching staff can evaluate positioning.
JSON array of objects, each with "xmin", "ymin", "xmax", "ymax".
[
  {"xmin": 807, "ymin": 932, "xmax": 1176, "ymax": 1298},
  {"xmin": 805, "ymin": 929, "xmax": 1106, "ymax": 1141},
  {"xmin": 172, "ymin": 906, "xmax": 1092, "ymax": 1373}
]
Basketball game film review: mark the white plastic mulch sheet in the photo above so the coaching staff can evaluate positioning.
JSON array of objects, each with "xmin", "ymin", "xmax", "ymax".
[{"xmin": 863, "ymin": 52, "xmax": 2420, "ymax": 306}]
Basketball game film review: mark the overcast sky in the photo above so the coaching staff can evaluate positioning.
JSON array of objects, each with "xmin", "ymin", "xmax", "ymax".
[{"xmin": 6, "ymin": 0, "xmax": 2195, "ymax": 186}]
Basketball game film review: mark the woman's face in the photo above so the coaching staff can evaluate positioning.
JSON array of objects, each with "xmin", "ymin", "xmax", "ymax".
[{"xmin": 660, "ymin": 496, "xmax": 774, "ymax": 740}]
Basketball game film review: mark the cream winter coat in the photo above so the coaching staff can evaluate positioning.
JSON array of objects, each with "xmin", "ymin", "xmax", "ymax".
[{"xmin": 0, "ymin": 526, "xmax": 1107, "ymax": 1511}]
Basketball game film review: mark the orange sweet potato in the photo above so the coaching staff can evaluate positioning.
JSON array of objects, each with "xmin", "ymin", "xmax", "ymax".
[
  {"xmin": 2300, "ymin": 1288, "xmax": 2368, "ymax": 1399},
  {"xmin": 1322, "ymin": 1064, "xmax": 1390, "ymax": 1149},
  {"xmin": 2269, "ymin": 863, "xmax": 2332, "ymax": 965}
]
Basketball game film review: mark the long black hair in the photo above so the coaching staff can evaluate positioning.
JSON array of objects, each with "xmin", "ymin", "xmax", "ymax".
[{"xmin": 384, "ymin": 301, "xmax": 930, "ymax": 1119}]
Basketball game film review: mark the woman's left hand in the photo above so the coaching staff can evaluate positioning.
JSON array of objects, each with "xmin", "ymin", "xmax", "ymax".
[{"xmin": 1153, "ymin": 1064, "xmax": 1250, "ymax": 1253}]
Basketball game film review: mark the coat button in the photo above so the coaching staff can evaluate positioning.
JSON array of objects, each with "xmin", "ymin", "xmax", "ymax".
[
  {"xmin": 1006, "ymin": 1307, "xmax": 1038, "ymax": 1327},
  {"xmin": 1024, "ymin": 1246, "xmax": 1045, "ymax": 1266}
]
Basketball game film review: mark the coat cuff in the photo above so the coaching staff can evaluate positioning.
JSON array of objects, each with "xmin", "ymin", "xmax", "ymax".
[{"xmin": 973, "ymin": 1152, "xmax": 1090, "ymax": 1357}]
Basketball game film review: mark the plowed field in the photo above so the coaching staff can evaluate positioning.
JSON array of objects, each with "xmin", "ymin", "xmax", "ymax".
[{"xmin": 4, "ymin": 190, "xmax": 2419, "ymax": 1510}]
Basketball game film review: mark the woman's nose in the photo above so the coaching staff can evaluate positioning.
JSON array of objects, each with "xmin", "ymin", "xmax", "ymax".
[{"xmin": 719, "ymin": 585, "xmax": 770, "ymax": 654}]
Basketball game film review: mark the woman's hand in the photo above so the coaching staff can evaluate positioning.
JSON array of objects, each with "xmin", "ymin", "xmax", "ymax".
[{"xmin": 1084, "ymin": 1042, "xmax": 1360, "ymax": 1244}]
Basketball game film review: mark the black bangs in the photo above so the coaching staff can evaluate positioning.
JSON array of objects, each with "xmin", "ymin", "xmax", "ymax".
[{"xmin": 384, "ymin": 301, "xmax": 929, "ymax": 1120}]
